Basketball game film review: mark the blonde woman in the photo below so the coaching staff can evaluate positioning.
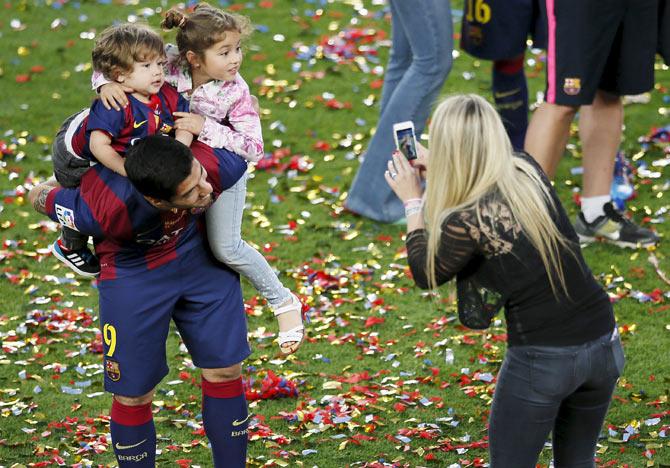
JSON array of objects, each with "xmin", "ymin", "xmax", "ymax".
[{"xmin": 386, "ymin": 94, "xmax": 623, "ymax": 466}]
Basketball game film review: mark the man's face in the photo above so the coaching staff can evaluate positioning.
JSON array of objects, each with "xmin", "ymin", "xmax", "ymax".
[{"xmin": 167, "ymin": 159, "xmax": 214, "ymax": 209}]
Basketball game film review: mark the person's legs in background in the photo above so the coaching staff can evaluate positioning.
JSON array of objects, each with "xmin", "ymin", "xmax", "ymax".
[
  {"xmin": 345, "ymin": 0, "xmax": 453, "ymax": 223},
  {"xmin": 573, "ymin": 0, "xmax": 658, "ymax": 247},
  {"xmin": 460, "ymin": 0, "xmax": 543, "ymax": 151},
  {"xmin": 493, "ymin": 55, "xmax": 529, "ymax": 150},
  {"xmin": 378, "ymin": 0, "xmax": 412, "ymax": 117},
  {"xmin": 577, "ymin": 90, "xmax": 622, "ymax": 222},
  {"xmin": 525, "ymin": 0, "xmax": 598, "ymax": 176},
  {"xmin": 524, "ymin": 101, "xmax": 577, "ymax": 176}
]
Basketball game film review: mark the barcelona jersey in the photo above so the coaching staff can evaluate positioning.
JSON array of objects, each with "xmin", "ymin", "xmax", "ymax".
[
  {"xmin": 70, "ymin": 83, "xmax": 190, "ymax": 162},
  {"xmin": 45, "ymin": 142, "xmax": 247, "ymax": 280}
]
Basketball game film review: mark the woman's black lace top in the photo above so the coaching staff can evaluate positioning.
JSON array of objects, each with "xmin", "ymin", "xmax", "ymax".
[{"xmin": 406, "ymin": 153, "xmax": 614, "ymax": 346}]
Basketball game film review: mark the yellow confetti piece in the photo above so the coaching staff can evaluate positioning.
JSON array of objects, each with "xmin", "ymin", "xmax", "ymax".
[
  {"xmin": 343, "ymin": 230, "xmax": 359, "ymax": 240},
  {"xmin": 322, "ymin": 381, "xmax": 342, "ymax": 390}
]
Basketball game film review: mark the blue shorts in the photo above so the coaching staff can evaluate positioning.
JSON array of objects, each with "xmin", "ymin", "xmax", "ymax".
[
  {"xmin": 98, "ymin": 244, "xmax": 250, "ymax": 397},
  {"xmin": 460, "ymin": 0, "xmax": 547, "ymax": 60}
]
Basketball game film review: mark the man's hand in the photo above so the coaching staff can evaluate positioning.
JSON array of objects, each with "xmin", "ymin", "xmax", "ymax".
[{"xmin": 29, "ymin": 178, "xmax": 59, "ymax": 215}]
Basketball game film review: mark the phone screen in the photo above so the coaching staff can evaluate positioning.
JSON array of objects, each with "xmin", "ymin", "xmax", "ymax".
[{"xmin": 395, "ymin": 128, "xmax": 417, "ymax": 160}]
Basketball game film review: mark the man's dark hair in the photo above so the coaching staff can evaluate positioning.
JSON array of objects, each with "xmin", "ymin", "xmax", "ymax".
[{"xmin": 125, "ymin": 136, "xmax": 194, "ymax": 201}]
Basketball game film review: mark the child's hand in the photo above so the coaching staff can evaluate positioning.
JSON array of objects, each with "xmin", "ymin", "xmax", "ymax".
[
  {"xmin": 250, "ymin": 95, "xmax": 260, "ymax": 114},
  {"xmin": 173, "ymin": 112, "xmax": 205, "ymax": 136},
  {"xmin": 99, "ymin": 83, "xmax": 131, "ymax": 111}
]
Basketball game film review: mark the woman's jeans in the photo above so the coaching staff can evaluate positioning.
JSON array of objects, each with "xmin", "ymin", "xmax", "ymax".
[
  {"xmin": 345, "ymin": 0, "xmax": 453, "ymax": 223},
  {"xmin": 206, "ymin": 172, "xmax": 290, "ymax": 307},
  {"xmin": 489, "ymin": 329, "xmax": 625, "ymax": 467}
]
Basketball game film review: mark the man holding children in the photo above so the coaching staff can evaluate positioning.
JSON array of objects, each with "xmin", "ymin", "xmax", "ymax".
[{"xmin": 30, "ymin": 3, "xmax": 304, "ymax": 467}]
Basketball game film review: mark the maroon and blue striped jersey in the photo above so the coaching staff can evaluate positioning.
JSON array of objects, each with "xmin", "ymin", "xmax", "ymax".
[
  {"xmin": 70, "ymin": 83, "xmax": 189, "ymax": 162},
  {"xmin": 45, "ymin": 141, "xmax": 247, "ymax": 280}
]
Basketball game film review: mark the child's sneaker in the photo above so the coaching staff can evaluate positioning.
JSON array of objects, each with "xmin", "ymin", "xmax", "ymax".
[
  {"xmin": 574, "ymin": 202, "xmax": 659, "ymax": 248},
  {"xmin": 51, "ymin": 238, "xmax": 101, "ymax": 277},
  {"xmin": 272, "ymin": 293, "xmax": 305, "ymax": 355}
]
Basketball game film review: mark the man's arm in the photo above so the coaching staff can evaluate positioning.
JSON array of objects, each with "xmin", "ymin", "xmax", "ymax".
[{"xmin": 29, "ymin": 178, "xmax": 60, "ymax": 215}]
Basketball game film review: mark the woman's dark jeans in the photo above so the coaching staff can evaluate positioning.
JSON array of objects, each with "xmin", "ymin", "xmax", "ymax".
[{"xmin": 489, "ymin": 329, "xmax": 625, "ymax": 467}]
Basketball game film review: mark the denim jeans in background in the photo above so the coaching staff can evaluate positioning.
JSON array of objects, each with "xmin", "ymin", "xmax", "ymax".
[
  {"xmin": 206, "ymin": 172, "xmax": 291, "ymax": 307},
  {"xmin": 345, "ymin": 0, "xmax": 453, "ymax": 223},
  {"xmin": 489, "ymin": 329, "xmax": 625, "ymax": 467}
]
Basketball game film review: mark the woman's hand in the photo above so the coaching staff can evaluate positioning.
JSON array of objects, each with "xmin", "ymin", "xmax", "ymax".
[
  {"xmin": 99, "ymin": 83, "xmax": 131, "ymax": 111},
  {"xmin": 385, "ymin": 151, "xmax": 424, "ymax": 202},
  {"xmin": 412, "ymin": 141, "xmax": 428, "ymax": 179},
  {"xmin": 174, "ymin": 112, "xmax": 205, "ymax": 136}
]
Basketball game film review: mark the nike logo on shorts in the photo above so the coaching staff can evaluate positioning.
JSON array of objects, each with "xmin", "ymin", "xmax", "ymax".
[
  {"xmin": 232, "ymin": 414, "xmax": 252, "ymax": 427},
  {"xmin": 115, "ymin": 439, "xmax": 147, "ymax": 450}
]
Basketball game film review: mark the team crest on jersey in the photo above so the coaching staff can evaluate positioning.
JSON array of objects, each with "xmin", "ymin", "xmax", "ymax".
[
  {"xmin": 55, "ymin": 204, "xmax": 77, "ymax": 231},
  {"xmin": 105, "ymin": 359, "xmax": 121, "ymax": 381},
  {"xmin": 563, "ymin": 78, "xmax": 581, "ymax": 96},
  {"xmin": 467, "ymin": 26, "xmax": 484, "ymax": 46}
]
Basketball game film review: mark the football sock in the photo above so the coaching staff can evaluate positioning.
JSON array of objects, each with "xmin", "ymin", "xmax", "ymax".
[
  {"xmin": 202, "ymin": 376, "xmax": 249, "ymax": 468},
  {"xmin": 110, "ymin": 398, "xmax": 156, "ymax": 467},
  {"xmin": 493, "ymin": 55, "xmax": 528, "ymax": 150}
]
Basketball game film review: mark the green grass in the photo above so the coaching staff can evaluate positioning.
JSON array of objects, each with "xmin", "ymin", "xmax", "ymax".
[{"xmin": 1, "ymin": 0, "xmax": 669, "ymax": 466}]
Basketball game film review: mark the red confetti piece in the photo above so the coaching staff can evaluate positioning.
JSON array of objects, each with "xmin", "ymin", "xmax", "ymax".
[{"xmin": 364, "ymin": 316, "xmax": 384, "ymax": 328}]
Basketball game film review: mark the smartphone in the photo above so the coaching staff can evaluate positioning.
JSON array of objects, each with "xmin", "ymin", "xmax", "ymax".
[{"xmin": 392, "ymin": 121, "xmax": 418, "ymax": 161}]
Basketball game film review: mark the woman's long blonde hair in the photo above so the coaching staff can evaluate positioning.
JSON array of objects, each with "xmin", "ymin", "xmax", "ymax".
[{"xmin": 424, "ymin": 94, "xmax": 572, "ymax": 293}]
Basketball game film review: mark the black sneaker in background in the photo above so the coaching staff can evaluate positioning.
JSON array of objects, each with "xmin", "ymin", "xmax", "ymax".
[
  {"xmin": 574, "ymin": 202, "xmax": 659, "ymax": 248},
  {"xmin": 50, "ymin": 238, "xmax": 101, "ymax": 277}
]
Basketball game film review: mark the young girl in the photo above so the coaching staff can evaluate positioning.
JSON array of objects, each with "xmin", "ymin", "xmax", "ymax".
[
  {"xmin": 386, "ymin": 94, "xmax": 623, "ymax": 466},
  {"xmin": 96, "ymin": 3, "xmax": 304, "ymax": 355}
]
